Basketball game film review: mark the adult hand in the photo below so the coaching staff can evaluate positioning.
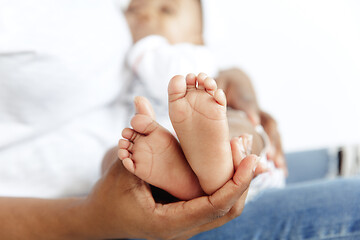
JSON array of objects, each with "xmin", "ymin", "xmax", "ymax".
[
  {"xmin": 260, "ymin": 111, "xmax": 288, "ymax": 176},
  {"xmin": 83, "ymin": 147, "xmax": 258, "ymax": 240}
]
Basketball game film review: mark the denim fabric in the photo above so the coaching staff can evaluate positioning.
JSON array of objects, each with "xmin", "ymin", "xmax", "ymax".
[
  {"xmin": 285, "ymin": 148, "xmax": 339, "ymax": 184},
  {"xmin": 191, "ymin": 177, "xmax": 360, "ymax": 240}
]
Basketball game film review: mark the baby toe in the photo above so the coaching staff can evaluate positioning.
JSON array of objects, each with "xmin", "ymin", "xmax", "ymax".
[
  {"xmin": 134, "ymin": 96, "xmax": 156, "ymax": 120},
  {"xmin": 196, "ymin": 72, "xmax": 208, "ymax": 90},
  {"xmin": 214, "ymin": 89, "xmax": 227, "ymax": 107},
  {"xmin": 118, "ymin": 148, "xmax": 131, "ymax": 160},
  {"xmin": 204, "ymin": 77, "xmax": 217, "ymax": 95},
  {"xmin": 122, "ymin": 158, "xmax": 135, "ymax": 174},
  {"xmin": 185, "ymin": 73, "xmax": 197, "ymax": 89},
  {"xmin": 122, "ymin": 128, "xmax": 139, "ymax": 142},
  {"xmin": 131, "ymin": 114, "xmax": 158, "ymax": 136},
  {"xmin": 168, "ymin": 75, "xmax": 187, "ymax": 102},
  {"xmin": 118, "ymin": 139, "xmax": 130, "ymax": 149}
]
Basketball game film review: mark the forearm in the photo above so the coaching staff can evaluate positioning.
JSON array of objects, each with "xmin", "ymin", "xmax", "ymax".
[{"xmin": 0, "ymin": 197, "xmax": 91, "ymax": 240}]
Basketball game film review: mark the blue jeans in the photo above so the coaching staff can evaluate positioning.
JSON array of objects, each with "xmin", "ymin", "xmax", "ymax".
[{"xmin": 191, "ymin": 177, "xmax": 360, "ymax": 240}]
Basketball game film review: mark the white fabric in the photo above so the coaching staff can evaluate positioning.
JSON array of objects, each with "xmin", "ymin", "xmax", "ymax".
[
  {"xmin": 125, "ymin": 35, "xmax": 217, "ymax": 130},
  {"xmin": 0, "ymin": 0, "xmax": 132, "ymax": 197},
  {"xmin": 247, "ymin": 161, "xmax": 286, "ymax": 202}
]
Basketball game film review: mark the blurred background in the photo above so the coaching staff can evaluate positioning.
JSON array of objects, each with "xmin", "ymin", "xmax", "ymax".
[{"xmin": 206, "ymin": 0, "xmax": 360, "ymax": 153}]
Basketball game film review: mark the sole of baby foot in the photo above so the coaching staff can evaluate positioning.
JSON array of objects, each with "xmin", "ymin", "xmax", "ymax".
[
  {"xmin": 168, "ymin": 73, "xmax": 233, "ymax": 195},
  {"xmin": 118, "ymin": 113, "xmax": 203, "ymax": 200}
]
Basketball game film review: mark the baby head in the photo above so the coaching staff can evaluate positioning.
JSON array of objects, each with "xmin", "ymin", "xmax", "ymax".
[{"xmin": 125, "ymin": 0, "xmax": 203, "ymax": 45}]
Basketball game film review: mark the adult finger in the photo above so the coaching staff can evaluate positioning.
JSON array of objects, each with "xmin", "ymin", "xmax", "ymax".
[
  {"xmin": 155, "ymin": 155, "xmax": 257, "ymax": 235},
  {"xmin": 179, "ymin": 187, "xmax": 250, "ymax": 240},
  {"xmin": 208, "ymin": 154, "xmax": 257, "ymax": 216}
]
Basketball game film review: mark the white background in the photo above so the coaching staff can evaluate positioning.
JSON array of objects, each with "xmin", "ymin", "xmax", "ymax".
[{"xmin": 209, "ymin": 0, "xmax": 360, "ymax": 152}]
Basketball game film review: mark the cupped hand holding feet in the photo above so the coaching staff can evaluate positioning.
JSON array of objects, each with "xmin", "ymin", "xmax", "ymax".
[
  {"xmin": 100, "ymin": 76, "xmax": 262, "ymax": 239},
  {"xmin": 118, "ymin": 76, "xmax": 262, "ymax": 201},
  {"xmin": 89, "ymin": 146, "xmax": 259, "ymax": 240}
]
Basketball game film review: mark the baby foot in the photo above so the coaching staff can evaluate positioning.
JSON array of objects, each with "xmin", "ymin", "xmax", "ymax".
[
  {"xmin": 118, "ymin": 99, "xmax": 203, "ymax": 200},
  {"xmin": 168, "ymin": 73, "xmax": 234, "ymax": 194}
]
